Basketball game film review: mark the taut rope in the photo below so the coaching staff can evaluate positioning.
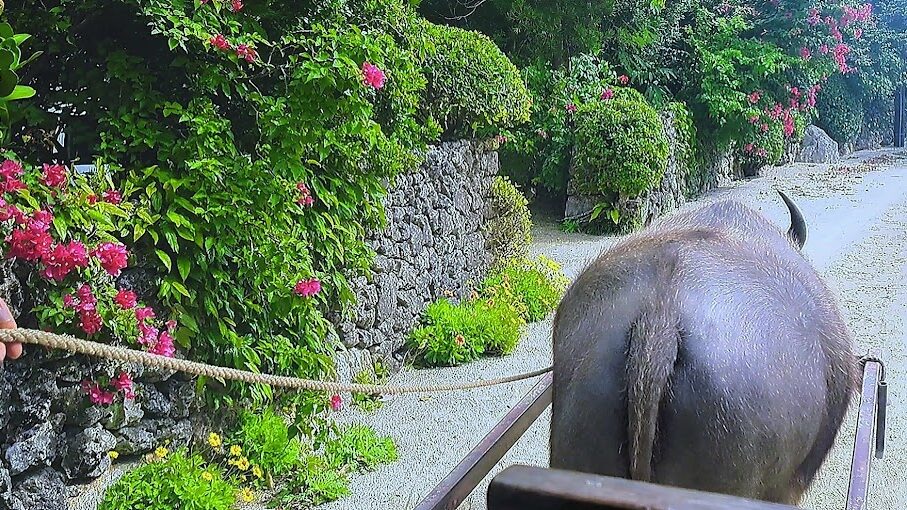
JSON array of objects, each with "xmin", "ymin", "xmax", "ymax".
[{"xmin": 0, "ymin": 329, "xmax": 552, "ymax": 395}]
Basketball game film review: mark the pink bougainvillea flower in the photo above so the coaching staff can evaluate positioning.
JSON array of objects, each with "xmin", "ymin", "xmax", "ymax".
[
  {"xmin": 600, "ymin": 88, "xmax": 614, "ymax": 100},
  {"xmin": 63, "ymin": 294, "xmax": 75, "ymax": 308},
  {"xmin": 83, "ymin": 381, "xmax": 115, "ymax": 406},
  {"xmin": 761, "ymin": 123, "xmax": 770, "ymax": 133},
  {"xmin": 756, "ymin": 148, "xmax": 768, "ymax": 158},
  {"xmin": 617, "ymin": 74, "xmax": 629, "ymax": 85},
  {"xmin": 806, "ymin": 7, "xmax": 821, "ymax": 26},
  {"xmin": 296, "ymin": 182, "xmax": 315, "ymax": 207},
  {"xmin": 747, "ymin": 91, "xmax": 761, "ymax": 104},
  {"xmin": 854, "ymin": 28, "xmax": 863, "ymax": 39},
  {"xmin": 7, "ymin": 226, "xmax": 53, "ymax": 261},
  {"xmin": 799, "ymin": 47, "xmax": 811, "ymax": 61},
  {"xmin": 1, "ymin": 177, "xmax": 26, "ymax": 194},
  {"xmin": 40, "ymin": 241, "xmax": 90, "ymax": 281},
  {"xmin": 330, "ymin": 394, "xmax": 343, "ymax": 411},
  {"xmin": 166, "ymin": 319, "xmax": 177, "ymax": 332},
  {"xmin": 0, "ymin": 160, "xmax": 22, "ymax": 180},
  {"xmin": 748, "ymin": 115, "xmax": 760, "ymax": 125},
  {"xmin": 138, "ymin": 322, "xmax": 159, "ymax": 346},
  {"xmin": 40, "ymin": 164, "xmax": 68, "ymax": 189},
  {"xmin": 102, "ymin": 189, "xmax": 122, "ymax": 204},
  {"xmin": 150, "ymin": 331, "xmax": 176, "ymax": 357},
  {"xmin": 80, "ymin": 309, "xmax": 103, "ymax": 335},
  {"xmin": 565, "ymin": 103, "xmax": 577, "ymax": 113},
  {"xmin": 294, "ymin": 278, "xmax": 322, "ymax": 298},
  {"xmin": 361, "ymin": 62, "xmax": 386, "ymax": 89},
  {"xmin": 115, "ymin": 289, "xmax": 138, "ymax": 309},
  {"xmin": 86, "ymin": 194, "xmax": 98, "ymax": 205},
  {"xmin": 112, "ymin": 371, "xmax": 133, "ymax": 392},
  {"xmin": 819, "ymin": 44, "xmax": 829, "ymax": 54},
  {"xmin": 209, "ymin": 34, "xmax": 231, "ymax": 51},
  {"xmin": 135, "ymin": 306, "xmax": 156, "ymax": 323},
  {"xmin": 231, "ymin": 0, "xmax": 243, "ymax": 12},
  {"xmin": 236, "ymin": 44, "xmax": 257, "ymax": 63},
  {"xmin": 92, "ymin": 242, "xmax": 129, "ymax": 276},
  {"xmin": 744, "ymin": 143, "xmax": 755, "ymax": 154}
]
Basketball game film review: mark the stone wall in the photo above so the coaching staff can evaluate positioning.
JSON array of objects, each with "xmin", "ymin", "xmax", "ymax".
[
  {"xmin": 0, "ymin": 260, "xmax": 195, "ymax": 510},
  {"xmin": 331, "ymin": 140, "xmax": 500, "ymax": 383}
]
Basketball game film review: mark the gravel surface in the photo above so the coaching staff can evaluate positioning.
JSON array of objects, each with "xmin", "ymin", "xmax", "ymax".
[
  {"xmin": 320, "ymin": 149, "xmax": 907, "ymax": 510},
  {"xmin": 66, "ymin": 149, "xmax": 907, "ymax": 509}
]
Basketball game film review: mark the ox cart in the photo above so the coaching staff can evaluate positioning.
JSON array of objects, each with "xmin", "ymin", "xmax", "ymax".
[{"xmin": 414, "ymin": 353, "xmax": 887, "ymax": 510}]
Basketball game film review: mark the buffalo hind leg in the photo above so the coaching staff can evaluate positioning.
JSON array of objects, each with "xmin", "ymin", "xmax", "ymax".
[{"xmin": 762, "ymin": 477, "xmax": 809, "ymax": 506}]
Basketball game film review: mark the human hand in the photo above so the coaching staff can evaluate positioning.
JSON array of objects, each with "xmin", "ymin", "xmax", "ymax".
[{"xmin": 0, "ymin": 298, "xmax": 21, "ymax": 364}]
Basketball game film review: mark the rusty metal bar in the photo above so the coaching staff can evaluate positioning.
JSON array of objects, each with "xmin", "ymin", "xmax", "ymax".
[
  {"xmin": 413, "ymin": 372, "xmax": 553, "ymax": 510},
  {"xmin": 487, "ymin": 465, "xmax": 800, "ymax": 510},
  {"xmin": 845, "ymin": 352, "xmax": 885, "ymax": 510}
]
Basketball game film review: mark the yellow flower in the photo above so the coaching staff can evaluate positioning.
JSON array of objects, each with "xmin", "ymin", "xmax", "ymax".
[
  {"xmin": 107, "ymin": 451, "xmax": 119, "ymax": 460},
  {"xmin": 207, "ymin": 432, "xmax": 222, "ymax": 448},
  {"xmin": 154, "ymin": 446, "xmax": 168, "ymax": 459},
  {"xmin": 238, "ymin": 487, "xmax": 255, "ymax": 503},
  {"xmin": 230, "ymin": 445, "xmax": 242, "ymax": 457},
  {"xmin": 252, "ymin": 465, "xmax": 263, "ymax": 479},
  {"xmin": 237, "ymin": 457, "xmax": 250, "ymax": 471},
  {"xmin": 202, "ymin": 471, "xmax": 214, "ymax": 482}
]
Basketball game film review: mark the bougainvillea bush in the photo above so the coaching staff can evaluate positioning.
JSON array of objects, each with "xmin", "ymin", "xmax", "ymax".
[
  {"xmin": 0, "ymin": 154, "xmax": 174, "ymax": 405},
  {"xmin": 4, "ymin": 0, "xmax": 531, "ymax": 411}
]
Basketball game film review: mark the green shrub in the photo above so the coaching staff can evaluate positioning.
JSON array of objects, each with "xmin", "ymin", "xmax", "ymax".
[
  {"xmin": 352, "ymin": 363, "xmax": 388, "ymax": 412},
  {"xmin": 666, "ymin": 101, "xmax": 701, "ymax": 197},
  {"xmin": 486, "ymin": 176, "xmax": 532, "ymax": 268},
  {"xmin": 232, "ymin": 409, "xmax": 304, "ymax": 478},
  {"xmin": 323, "ymin": 424, "xmax": 398, "ymax": 473},
  {"xmin": 407, "ymin": 296, "xmax": 526, "ymax": 367},
  {"xmin": 415, "ymin": 20, "xmax": 531, "ymax": 138},
  {"xmin": 816, "ymin": 75, "xmax": 865, "ymax": 145},
  {"xmin": 99, "ymin": 449, "xmax": 236, "ymax": 510},
  {"xmin": 572, "ymin": 95, "xmax": 669, "ymax": 198},
  {"xmin": 481, "ymin": 256, "xmax": 569, "ymax": 322}
]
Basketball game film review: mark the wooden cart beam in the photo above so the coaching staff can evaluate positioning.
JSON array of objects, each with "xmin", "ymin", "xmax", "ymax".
[{"xmin": 413, "ymin": 372, "xmax": 553, "ymax": 510}]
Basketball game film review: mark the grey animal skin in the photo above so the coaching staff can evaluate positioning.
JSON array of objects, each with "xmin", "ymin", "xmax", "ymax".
[{"xmin": 550, "ymin": 191, "xmax": 858, "ymax": 505}]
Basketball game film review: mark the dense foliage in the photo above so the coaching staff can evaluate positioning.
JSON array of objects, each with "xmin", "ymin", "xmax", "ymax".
[
  {"xmin": 816, "ymin": 74, "xmax": 865, "ymax": 145},
  {"xmin": 486, "ymin": 175, "xmax": 532, "ymax": 268},
  {"xmin": 408, "ymin": 254, "xmax": 567, "ymax": 367}
]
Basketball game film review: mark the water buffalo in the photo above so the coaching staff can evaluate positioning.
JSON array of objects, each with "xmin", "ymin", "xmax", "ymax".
[{"xmin": 550, "ymin": 191, "xmax": 858, "ymax": 505}]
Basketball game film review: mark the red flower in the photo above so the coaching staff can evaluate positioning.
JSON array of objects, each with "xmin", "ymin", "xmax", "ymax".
[
  {"xmin": 79, "ymin": 309, "xmax": 103, "ymax": 335},
  {"xmin": 231, "ymin": 0, "xmax": 243, "ymax": 12},
  {"xmin": 1, "ymin": 177, "xmax": 26, "ymax": 194},
  {"xmin": 138, "ymin": 322, "xmax": 159, "ymax": 346},
  {"xmin": 92, "ymin": 242, "xmax": 129, "ymax": 276},
  {"xmin": 361, "ymin": 62, "xmax": 386, "ymax": 89},
  {"xmin": 87, "ymin": 194, "xmax": 98, "ymax": 205},
  {"xmin": 102, "ymin": 190, "xmax": 122, "ymax": 204},
  {"xmin": 617, "ymin": 75, "xmax": 629, "ymax": 85},
  {"xmin": 330, "ymin": 394, "xmax": 343, "ymax": 411},
  {"xmin": 40, "ymin": 241, "xmax": 89, "ymax": 281},
  {"xmin": 40, "ymin": 164, "xmax": 68, "ymax": 188},
  {"xmin": 209, "ymin": 34, "xmax": 231, "ymax": 51},
  {"xmin": 799, "ymin": 47, "xmax": 811, "ymax": 61},
  {"xmin": 565, "ymin": 103, "xmax": 577, "ymax": 113},
  {"xmin": 747, "ymin": 91, "xmax": 761, "ymax": 104},
  {"xmin": 600, "ymin": 88, "xmax": 614, "ymax": 100},
  {"xmin": 83, "ymin": 381, "xmax": 115, "ymax": 406},
  {"xmin": 236, "ymin": 44, "xmax": 258, "ymax": 63},
  {"xmin": 294, "ymin": 278, "xmax": 322, "ymax": 297},
  {"xmin": 115, "ymin": 289, "xmax": 138, "ymax": 309},
  {"xmin": 0, "ymin": 160, "xmax": 22, "ymax": 180},
  {"xmin": 296, "ymin": 182, "xmax": 315, "ymax": 207}
]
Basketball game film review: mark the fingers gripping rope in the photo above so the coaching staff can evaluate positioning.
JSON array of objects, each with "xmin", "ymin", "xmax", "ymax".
[{"xmin": 0, "ymin": 329, "xmax": 552, "ymax": 395}]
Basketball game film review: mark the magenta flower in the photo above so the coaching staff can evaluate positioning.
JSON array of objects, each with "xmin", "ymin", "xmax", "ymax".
[
  {"xmin": 150, "ymin": 331, "xmax": 175, "ymax": 357},
  {"xmin": 565, "ymin": 103, "xmax": 577, "ymax": 114},
  {"xmin": 92, "ymin": 242, "xmax": 129, "ymax": 277},
  {"xmin": 102, "ymin": 190, "xmax": 122, "ymax": 204},
  {"xmin": 40, "ymin": 164, "xmax": 68, "ymax": 189},
  {"xmin": 600, "ymin": 89, "xmax": 614, "ymax": 100},
  {"xmin": 617, "ymin": 75, "xmax": 629, "ymax": 85},
  {"xmin": 236, "ymin": 44, "xmax": 258, "ymax": 63},
  {"xmin": 231, "ymin": 0, "xmax": 243, "ymax": 12},
  {"xmin": 115, "ymin": 289, "xmax": 138, "ymax": 309},
  {"xmin": 40, "ymin": 241, "xmax": 89, "ymax": 281},
  {"xmin": 209, "ymin": 34, "xmax": 231, "ymax": 51},
  {"xmin": 136, "ymin": 307, "xmax": 156, "ymax": 322},
  {"xmin": 799, "ymin": 47, "xmax": 811, "ymax": 61},
  {"xmin": 747, "ymin": 91, "xmax": 761, "ymax": 104},
  {"xmin": 296, "ymin": 182, "xmax": 315, "ymax": 207},
  {"xmin": 330, "ymin": 394, "xmax": 343, "ymax": 411},
  {"xmin": 362, "ymin": 62, "xmax": 386, "ymax": 89},
  {"xmin": 294, "ymin": 278, "xmax": 322, "ymax": 298},
  {"xmin": 744, "ymin": 143, "xmax": 755, "ymax": 153}
]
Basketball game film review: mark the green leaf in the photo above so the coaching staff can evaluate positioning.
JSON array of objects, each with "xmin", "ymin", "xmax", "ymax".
[
  {"xmin": 177, "ymin": 256, "xmax": 191, "ymax": 281},
  {"xmin": 156, "ymin": 249, "xmax": 172, "ymax": 272},
  {"xmin": 171, "ymin": 280, "xmax": 191, "ymax": 298}
]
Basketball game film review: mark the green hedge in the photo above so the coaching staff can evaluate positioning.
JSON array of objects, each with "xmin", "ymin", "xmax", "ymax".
[
  {"xmin": 572, "ymin": 93, "xmax": 669, "ymax": 198},
  {"xmin": 486, "ymin": 176, "xmax": 532, "ymax": 268},
  {"xmin": 816, "ymin": 75, "xmax": 865, "ymax": 145},
  {"xmin": 415, "ymin": 20, "xmax": 532, "ymax": 138}
]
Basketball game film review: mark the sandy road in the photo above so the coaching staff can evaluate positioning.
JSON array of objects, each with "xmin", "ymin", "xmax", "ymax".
[{"xmin": 320, "ymin": 149, "xmax": 907, "ymax": 510}]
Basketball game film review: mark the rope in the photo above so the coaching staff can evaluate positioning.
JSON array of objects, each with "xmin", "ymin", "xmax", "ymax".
[{"xmin": 0, "ymin": 328, "xmax": 552, "ymax": 395}]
